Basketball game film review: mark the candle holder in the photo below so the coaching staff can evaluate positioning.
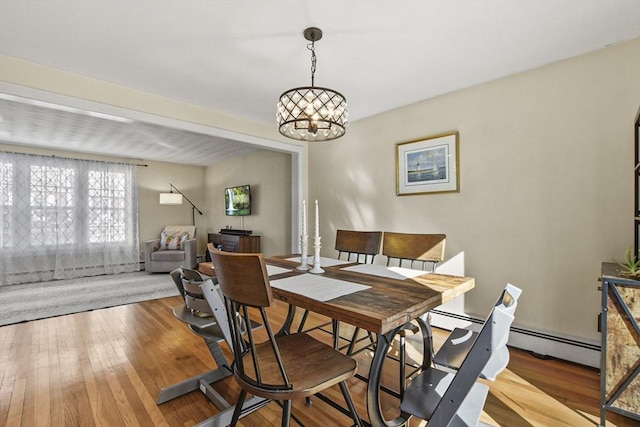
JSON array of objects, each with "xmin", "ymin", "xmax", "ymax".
[
  {"xmin": 310, "ymin": 236, "xmax": 324, "ymax": 274},
  {"xmin": 297, "ymin": 234, "xmax": 310, "ymax": 271}
]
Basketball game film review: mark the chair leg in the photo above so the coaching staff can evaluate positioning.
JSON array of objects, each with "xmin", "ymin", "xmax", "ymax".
[
  {"xmin": 399, "ymin": 334, "xmax": 406, "ymax": 400},
  {"xmin": 230, "ymin": 389, "xmax": 247, "ymax": 427},
  {"xmin": 346, "ymin": 327, "xmax": 360, "ymax": 355},
  {"xmin": 338, "ymin": 381, "xmax": 363, "ymax": 427},
  {"xmin": 297, "ymin": 309, "xmax": 310, "ymax": 333},
  {"xmin": 281, "ymin": 400, "xmax": 292, "ymax": 427}
]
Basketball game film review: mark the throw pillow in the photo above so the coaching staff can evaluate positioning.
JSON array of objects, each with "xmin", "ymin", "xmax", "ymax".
[{"xmin": 160, "ymin": 230, "xmax": 189, "ymax": 250}]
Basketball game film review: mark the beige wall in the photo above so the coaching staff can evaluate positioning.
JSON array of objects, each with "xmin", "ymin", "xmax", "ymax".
[
  {"xmin": 0, "ymin": 143, "xmax": 207, "ymax": 258},
  {"xmin": 204, "ymin": 149, "xmax": 292, "ymax": 257},
  {"xmin": 309, "ymin": 38, "xmax": 640, "ymax": 343}
]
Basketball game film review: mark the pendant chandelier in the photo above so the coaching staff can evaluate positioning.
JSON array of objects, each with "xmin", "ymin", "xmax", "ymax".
[{"xmin": 277, "ymin": 27, "xmax": 348, "ymax": 142}]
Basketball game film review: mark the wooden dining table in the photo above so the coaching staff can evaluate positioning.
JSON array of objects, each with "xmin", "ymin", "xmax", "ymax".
[{"xmin": 264, "ymin": 255, "xmax": 475, "ymax": 427}]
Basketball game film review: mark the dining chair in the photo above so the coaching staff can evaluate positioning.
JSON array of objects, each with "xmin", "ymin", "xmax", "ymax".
[
  {"xmin": 335, "ymin": 229, "xmax": 383, "ymax": 264},
  {"xmin": 381, "ymin": 232, "xmax": 447, "ymax": 397},
  {"xmin": 209, "ymin": 248, "xmax": 363, "ymax": 427},
  {"xmin": 399, "ymin": 283, "xmax": 522, "ymax": 426},
  {"xmin": 157, "ymin": 268, "xmax": 231, "ymax": 406},
  {"xmin": 382, "ymin": 232, "xmax": 446, "ymax": 271},
  {"xmin": 433, "ymin": 283, "xmax": 522, "ymax": 379},
  {"xmin": 331, "ymin": 230, "xmax": 383, "ymax": 351}
]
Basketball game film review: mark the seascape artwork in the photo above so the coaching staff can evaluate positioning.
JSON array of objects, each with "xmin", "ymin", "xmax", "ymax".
[{"xmin": 405, "ymin": 145, "xmax": 448, "ymax": 184}]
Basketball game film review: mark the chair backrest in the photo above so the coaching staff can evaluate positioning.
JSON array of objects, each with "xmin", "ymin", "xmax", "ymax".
[
  {"xmin": 335, "ymin": 229, "xmax": 383, "ymax": 263},
  {"xmin": 209, "ymin": 248, "xmax": 291, "ymax": 390},
  {"xmin": 428, "ymin": 283, "xmax": 521, "ymax": 423},
  {"xmin": 170, "ymin": 267, "xmax": 212, "ymax": 316},
  {"xmin": 480, "ymin": 283, "xmax": 521, "ymax": 380},
  {"xmin": 382, "ymin": 232, "xmax": 446, "ymax": 271}
]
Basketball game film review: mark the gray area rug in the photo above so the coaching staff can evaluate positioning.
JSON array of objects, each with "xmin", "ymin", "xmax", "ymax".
[{"xmin": 0, "ymin": 271, "xmax": 180, "ymax": 326}]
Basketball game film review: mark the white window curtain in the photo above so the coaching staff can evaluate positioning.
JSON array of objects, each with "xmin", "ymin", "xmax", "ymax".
[{"xmin": 0, "ymin": 152, "xmax": 140, "ymax": 285}]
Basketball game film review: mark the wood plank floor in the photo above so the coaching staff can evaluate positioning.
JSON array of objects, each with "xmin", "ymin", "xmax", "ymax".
[{"xmin": 1, "ymin": 295, "xmax": 638, "ymax": 427}]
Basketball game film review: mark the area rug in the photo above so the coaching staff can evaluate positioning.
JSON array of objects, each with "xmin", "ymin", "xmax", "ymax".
[{"xmin": 0, "ymin": 271, "xmax": 180, "ymax": 326}]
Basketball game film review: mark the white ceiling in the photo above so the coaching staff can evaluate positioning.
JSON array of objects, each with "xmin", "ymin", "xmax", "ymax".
[{"xmin": 0, "ymin": 0, "xmax": 639, "ymax": 165}]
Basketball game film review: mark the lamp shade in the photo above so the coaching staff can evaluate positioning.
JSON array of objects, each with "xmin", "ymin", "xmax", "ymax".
[{"xmin": 159, "ymin": 193, "xmax": 183, "ymax": 205}]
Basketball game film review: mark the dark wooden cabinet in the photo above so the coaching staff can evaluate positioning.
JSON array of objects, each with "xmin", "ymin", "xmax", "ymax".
[{"xmin": 205, "ymin": 233, "xmax": 261, "ymax": 260}]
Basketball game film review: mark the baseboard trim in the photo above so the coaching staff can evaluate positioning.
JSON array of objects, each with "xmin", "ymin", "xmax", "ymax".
[{"xmin": 429, "ymin": 309, "xmax": 601, "ymax": 368}]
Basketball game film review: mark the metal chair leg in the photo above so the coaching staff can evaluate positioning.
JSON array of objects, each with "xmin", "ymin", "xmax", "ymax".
[
  {"xmin": 338, "ymin": 381, "xmax": 363, "ymax": 427},
  {"xmin": 281, "ymin": 400, "xmax": 292, "ymax": 427},
  {"xmin": 230, "ymin": 389, "xmax": 247, "ymax": 427}
]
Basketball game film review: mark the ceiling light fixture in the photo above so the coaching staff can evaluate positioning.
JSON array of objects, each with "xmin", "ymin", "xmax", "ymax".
[{"xmin": 277, "ymin": 27, "xmax": 348, "ymax": 142}]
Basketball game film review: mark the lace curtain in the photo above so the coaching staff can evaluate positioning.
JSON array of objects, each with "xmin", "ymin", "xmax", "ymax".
[{"xmin": 0, "ymin": 152, "xmax": 140, "ymax": 285}]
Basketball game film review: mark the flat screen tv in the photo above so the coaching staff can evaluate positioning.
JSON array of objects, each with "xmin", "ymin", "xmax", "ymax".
[{"xmin": 225, "ymin": 184, "xmax": 251, "ymax": 216}]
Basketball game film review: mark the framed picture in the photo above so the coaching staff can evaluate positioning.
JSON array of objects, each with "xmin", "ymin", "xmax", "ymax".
[{"xmin": 396, "ymin": 131, "xmax": 459, "ymax": 196}]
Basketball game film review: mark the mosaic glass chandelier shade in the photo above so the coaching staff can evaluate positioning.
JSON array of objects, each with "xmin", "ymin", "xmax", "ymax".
[{"xmin": 277, "ymin": 27, "xmax": 348, "ymax": 142}]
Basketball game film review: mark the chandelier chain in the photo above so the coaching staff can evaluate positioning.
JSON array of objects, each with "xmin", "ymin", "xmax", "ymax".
[{"xmin": 308, "ymin": 41, "xmax": 316, "ymax": 87}]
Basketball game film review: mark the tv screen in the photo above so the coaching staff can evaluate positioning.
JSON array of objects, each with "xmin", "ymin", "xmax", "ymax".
[{"xmin": 225, "ymin": 185, "xmax": 251, "ymax": 216}]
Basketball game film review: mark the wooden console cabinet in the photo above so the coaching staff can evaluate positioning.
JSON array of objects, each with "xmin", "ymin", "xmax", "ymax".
[{"xmin": 205, "ymin": 233, "xmax": 261, "ymax": 261}]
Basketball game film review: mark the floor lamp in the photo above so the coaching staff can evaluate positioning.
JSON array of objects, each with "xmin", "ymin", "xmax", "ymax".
[{"xmin": 159, "ymin": 183, "xmax": 203, "ymax": 227}]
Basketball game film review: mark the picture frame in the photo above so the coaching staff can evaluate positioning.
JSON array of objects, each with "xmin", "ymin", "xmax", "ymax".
[{"xmin": 396, "ymin": 131, "xmax": 459, "ymax": 196}]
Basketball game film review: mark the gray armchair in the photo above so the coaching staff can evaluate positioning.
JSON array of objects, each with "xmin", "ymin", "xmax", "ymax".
[{"xmin": 145, "ymin": 226, "xmax": 197, "ymax": 272}]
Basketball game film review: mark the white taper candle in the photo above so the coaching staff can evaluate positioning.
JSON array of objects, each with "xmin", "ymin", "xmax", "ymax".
[
  {"xmin": 302, "ymin": 200, "xmax": 307, "ymax": 236},
  {"xmin": 315, "ymin": 199, "xmax": 319, "ymax": 238}
]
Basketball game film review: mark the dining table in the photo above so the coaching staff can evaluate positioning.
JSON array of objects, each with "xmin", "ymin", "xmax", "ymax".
[{"xmin": 262, "ymin": 255, "xmax": 476, "ymax": 427}]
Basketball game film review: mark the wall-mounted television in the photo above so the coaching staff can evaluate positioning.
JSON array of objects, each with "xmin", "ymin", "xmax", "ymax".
[{"xmin": 225, "ymin": 184, "xmax": 251, "ymax": 216}]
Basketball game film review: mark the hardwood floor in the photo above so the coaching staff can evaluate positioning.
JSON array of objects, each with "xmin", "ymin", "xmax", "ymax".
[{"xmin": 1, "ymin": 296, "xmax": 638, "ymax": 427}]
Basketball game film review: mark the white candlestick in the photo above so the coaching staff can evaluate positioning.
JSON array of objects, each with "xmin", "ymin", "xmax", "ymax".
[
  {"xmin": 310, "ymin": 235, "xmax": 324, "ymax": 274},
  {"xmin": 315, "ymin": 199, "xmax": 319, "ymax": 238}
]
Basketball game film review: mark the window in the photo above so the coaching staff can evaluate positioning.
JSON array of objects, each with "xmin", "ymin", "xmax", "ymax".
[
  {"xmin": 0, "ymin": 152, "xmax": 139, "ymax": 285},
  {"xmin": 29, "ymin": 164, "xmax": 75, "ymax": 245},
  {"xmin": 88, "ymin": 170, "xmax": 127, "ymax": 243},
  {"xmin": 0, "ymin": 162, "xmax": 12, "ymax": 246}
]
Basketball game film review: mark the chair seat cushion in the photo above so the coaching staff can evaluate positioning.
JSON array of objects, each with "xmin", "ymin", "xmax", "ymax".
[
  {"xmin": 151, "ymin": 250, "xmax": 186, "ymax": 262},
  {"xmin": 237, "ymin": 333, "xmax": 357, "ymax": 399}
]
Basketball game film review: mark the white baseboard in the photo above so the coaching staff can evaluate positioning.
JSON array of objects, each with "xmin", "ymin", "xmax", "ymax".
[
  {"xmin": 430, "ymin": 307, "xmax": 600, "ymax": 368},
  {"xmin": 431, "ymin": 252, "xmax": 600, "ymax": 368}
]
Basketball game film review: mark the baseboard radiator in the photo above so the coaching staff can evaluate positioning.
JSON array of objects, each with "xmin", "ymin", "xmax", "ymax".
[{"xmin": 429, "ymin": 309, "xmax": 601, "ymax": 368}]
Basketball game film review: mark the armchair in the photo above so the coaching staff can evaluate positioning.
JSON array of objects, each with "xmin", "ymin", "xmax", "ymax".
[{"xmin": 145, "ymin": 226, "xmax": 197, "ymax": 272}]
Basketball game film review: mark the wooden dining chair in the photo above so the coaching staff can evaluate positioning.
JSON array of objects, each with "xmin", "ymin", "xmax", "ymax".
[
  {"xmin": 335, "ymin": 229, "xmax": 383, "ymax": 264},
  {"xmin": 399, "ymin": 283, "xmax": 522, "ymax": 426},
  {"xmin": 382, "ymin": 232, "xmax": 446, "ymax": 271},
  {"xmin": 209, "ymin": 248, "xmax": 363, "ymax": 427},
  {"xmin": 331, "ymin": 230, "xmax": 383, "ymax": 351},
  {"xmin": 381, "ymin": 232, "xmax": 447, "ymax": 397}
]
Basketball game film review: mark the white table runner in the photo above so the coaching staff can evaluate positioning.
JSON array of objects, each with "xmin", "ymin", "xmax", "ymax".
[
  {"xmin": 270, "ymin": 274, "xmax": 370, "ymax": 302},
  {"xmin": 341, "ymin": 263, "xmax": 428, "ymax": 280},
  {"xmin": 285, "ymin": 256, "xmax": 353, "ymax": 267}
]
